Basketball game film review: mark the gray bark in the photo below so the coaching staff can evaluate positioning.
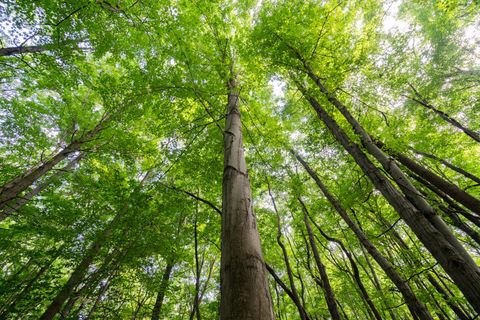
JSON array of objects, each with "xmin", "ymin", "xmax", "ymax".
[
  {"xmin": 220, "ymin": 76, "xmax": 274, "ymax": 320},
  {"xmin": 0, "ymin": 121, "xmax": 105, "ymax": 216},
  {"xmin": 300, "ymin": 199, "xmax": 341, "ymax": 320},
  {"xmin": 293, "ymin": 76, "xmax": 480, "ymax": 313},
  {"xmin": 294, "ymin": 151, "xmax": 433, "ymax": 319}
]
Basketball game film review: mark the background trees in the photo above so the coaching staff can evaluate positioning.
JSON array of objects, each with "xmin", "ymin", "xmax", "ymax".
[{"xmin": 1, "ymin": 0, "xmax": 479, "ymax": 319}]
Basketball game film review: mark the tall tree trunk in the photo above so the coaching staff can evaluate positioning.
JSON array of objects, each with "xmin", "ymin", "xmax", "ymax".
[
  {"xmin": 151, "ymin": 261, "xmax": 175, "ymax": 320},
  {"xmin": 39, "ymin": 213, "xmax": 120, "ymax": 320},
  {"xmin": 300, "ymin": 199, "xmax": 341, "ymax": 320},
  {"xmin": 293, "ymin": 79, "xmax": 480, "ymax": 312},
  {"xmin": 378, "ymin": 143, "xmax": 480, "ymax": 215},
  {"xmin": 299, "ymin": 198, "xmax": 383, "ymax": 320},
  {"xmin": 1, "ymin": 153, "xmax": 84, "ymax": 219},
  {"xmin": 410, "ymin": 149, "xmax": 480, "ymax": 185},
  {"xmin": 265, "ymin": 263, "xmax": 310, "ymax": 320},
  {"xmin": 0, "ymin": 253, "xmax": 58, "ymax": 318},
  {"xmin": 294, "ymin": 152, "xmax": 433, "ymax": 319},
  {"xmin": 427, "ymin": 274, "xmax": 471, "ymax": 320},
  {"xmin": 409, "ymin": 172, "xmax": 480, "ymax": 228},
  {"xmin": 190, "ymin": 211, "xmax": 202, "ymax": 320},
  {"xmin": 302, "ymin": 66, "xmax": 476, "ymax": 271},
  {"xmin": 220, "ymin": 75, "xmax": 274, "ymax": 320},
  {"xmin": 268, "ymin": 182, "xmax": 310, "ymax": 320},
  {"xmin": 0, "ymin": 121, "xmax": 105, "ymax": 214}
]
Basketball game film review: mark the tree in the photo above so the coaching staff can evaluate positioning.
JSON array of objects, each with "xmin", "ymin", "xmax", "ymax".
[{"xmin": 1, "ymin": 0, "xmax": 479, "ymax": 319}]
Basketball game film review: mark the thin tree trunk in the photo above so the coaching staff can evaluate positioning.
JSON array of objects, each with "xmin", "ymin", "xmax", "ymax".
[
  {"xmin": 379, "ymin": 144, "xmax": 480, "ymax": 215},
  {"xmin": 1, "ymin": 153, "xmax": 84, "ymax": 218},
  {"xmin": 404, "ymin": 172, "xmax": 480, "ymax": 247},
  {"xmin": 265, "ymin": 263, "xmax": 310, "ymax": 320},
  {"xmin": 85, "ymin": 277, "xmax": 112, "ymax": 320},
  {"xmin": 299, "ymin": 198, "xmax": 383, "ymax": 320},
  {"xmin": 303, "ymin": 67, "xmax": 476, "ymax": 270},
  {"xmin": 151, "ymin": 261, "xmax": 175, "ymax": 320},
  {"xmin": 220, "ymin": 75, "xmax": 274, "ymax": 320},
  {"xmin": 407, "ymin": 85, "xmax": 480, "ymax": 143},
  {"xmin": 300, "ymin": 198, "xmax": 341, "ymax": 320},
  {"xmin": 427, "ymin": 274, "xmax": 471, "ymax": 320},
  {"xmin": 268, "ymin": 182, "xmax": 310, "ymax": 320},
  {"xmin": 409, "ymin": 172, "xmax": 480, "ymax": 228},
  {"xmin": 151, "ymin": 214, "xmax": 186, "ymax": 320},
  {"xmin": 293, "ymin": 152, "xmax": 433, "ymax": 319},
  {"xmin": 190, "ymin": 211, "xmax": 202, "ymax": 320},
  {"xmin": 0, "ymin": 254, "xmax": 58, "ymax": 318},
  {"xmin": 293, "ymin": 79, "xmax": 480, "ymax": 312},
  {"xmin": 59, "ymin": 289, "xmax": 83, "ymax": 320},
  {"xmin": 440, "ymin": 206, "xmax": 480, "ymax": 247},
  {"xmin": 39, "ymin": 212, "xmax": 120, "ymax": 320},
  {"xmin": 410, "ymin": 149, "xmax": 480, "ymax": 185},
  {"xmin": 0, "ymin": 121, "xmax": 105, "ymax": 215},
  {"xmin": 0, "ymin": 45, "xmax": 49, "ymax": 56}
]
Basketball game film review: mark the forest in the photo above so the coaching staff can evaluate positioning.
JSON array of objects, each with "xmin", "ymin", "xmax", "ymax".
[{"xmin": 0, "ymin": 0, "xmax": 479, "ymax": 319}]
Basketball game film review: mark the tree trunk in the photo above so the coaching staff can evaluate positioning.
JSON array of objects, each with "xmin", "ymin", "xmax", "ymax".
[
  {"xmin": 220, "ymin": 76, "xmax": 274, "ymax": 320},
  {"xmin": 409, "ymin": 172, "xmax": 480, "ymax": 228},
  {"xmin": 190, "ymin": 211, "xmax": 202, "ymax": 320},
  {"xmin": 303, "ymin": 67, "xmax": 476, "ymax": 271},
  {"xmin": 268, "ymin": 182, "xmax": 310, "ymax": 320},
  {"xmin": 39, "ymin": 212, "xmax": 119, "ymax": 320},
  {"xmin": 151, "ymin": 260, "xmax": 175, "ymax": 320},
  {"xmin": 411, "ymin": 149, "xmax": 480, "ymax": 185},
  {"xmin": 300, "ymin": 199, "xmax": 341, "ymax": 320},
  {"xmin": 265, "ymin": 263, "xmax": 310, "ymax": 320},
  {"xmin": 407, "ymin": 85, "xmax": 480, "ymax": 143},
  {"xmin": 294, "ymin": 152, "xmax": 433, "ymax": 319},
  {"xmin": 427, "ymin": 274, "xmax": 471, "ymax": 320},
  {"xmin": 0, "ymin": 45, "xmax": 49, "ymax": 56},
  {"xmin": 0, "ymin": 121, "xmax": 104, "ymax": 215},
  {"xmin": 1, "ymin": 153, "xmax": 84, "ymax": 219},
  {"xmin": 299, "ymin": 198, "xmax": 383, "ymax": 320},
  {"xmin": 379, "ymin": 144, "xmax": 480, "ymax": 215},
  {"xmin": 293, "ymin": 79, "xmax": 480, "ymax": 313},
  {"xmin": 85, "ymin": 277, "xmax": 112, "ymax": 320}
]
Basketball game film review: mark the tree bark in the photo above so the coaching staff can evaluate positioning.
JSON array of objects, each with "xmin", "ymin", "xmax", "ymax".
[
  {"xmin": 293, "ymin": 79, "xmax": 480, "ymax": 313},
  {"xmin": 220, "ymin": 75, "xmax": 274, "ymax": 320},
  {"xmin": 407, "ymin": 85, "xmax": 480, "ymax": 143},
  {"xmin": 294, "ymin": 152, "xmax": 433, "ymax": 319},
  {"xmin": 268, "ymin": 182, "xmax": 310, "ymax": 320},
  {"xmin": 39, "ymin": 212, "xmax": 119, "ymax": 320},
  {"xmin": 1, "ymin": 153, "xmax": 84, "ymax": 219},
  {"xmin": 411, "ymin": 149, "xmax": 480, "ymax": 185},
  {"xmin": 379, "ymin": 144, "xmax": 480, "ymax": 215},
  {"xmin": 409, "ymin": 172, "xmax": 480, "ymax": 228},
  {"xmin": 0, "ymin": 45, "xmax": 49, "ymax": 56},
  {"xmin": 299, "ymin": 198, "xmax": 383, "ymax": 320},
  {"xmin": 427, "ymin": 274, "xmax": 471, "ymax": 320},
  {"xmin": 0, "ymin": 121, "xmax": 105, "ymax": 215},
  {"xmin": 299, "ymin": 199, "xmax": 341, "ymax": 320},
  {"xmin": 151, "ymin": 261, "xmax": 175, "ymax": 320}
]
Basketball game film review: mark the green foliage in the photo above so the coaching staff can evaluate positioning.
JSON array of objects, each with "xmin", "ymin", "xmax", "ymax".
[{"xmin": 1, "ymin": 0, "xmax": 479, "ymax": 319}]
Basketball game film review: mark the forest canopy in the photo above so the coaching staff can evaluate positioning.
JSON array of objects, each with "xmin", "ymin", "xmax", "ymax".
[{"xmin": 0, "ymin": 0, "xmax": 479, "ymax": 319}]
